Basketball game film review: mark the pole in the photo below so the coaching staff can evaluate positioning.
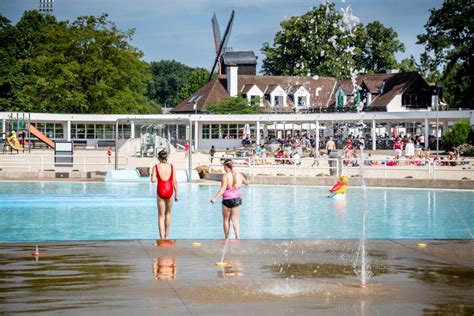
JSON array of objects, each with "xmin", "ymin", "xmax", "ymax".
[
  {"xmin": 115, "ymin": 120, "xmax": 119, "ymax": 170},
  {"xmin": 315, "ymin": 121, "xmax": 320, "ymax": 151},
  {"xmin": 188, "ymin": 119, "xmax": 193, "ymax": 183},
  {"xmin": 436, "ymin": 90, "xmax": 440, "ymax": 155},
  {"xmin": 372, "ymin": 119, "xmax": 376, "ymax": 151},
  {"xmin": 424, "ymin": 117, "xmax": 429, "ymax": 150}
]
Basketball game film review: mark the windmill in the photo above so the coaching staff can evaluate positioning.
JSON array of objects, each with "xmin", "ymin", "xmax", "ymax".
[{"xmin": 209, "ymin": 10, "xmax": 235, "ymax": 81}]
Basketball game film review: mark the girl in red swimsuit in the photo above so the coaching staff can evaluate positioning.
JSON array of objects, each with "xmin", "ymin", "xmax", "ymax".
[{"xmin": 151, "ymin": 150, "xmax": 178, "ymax": 240}]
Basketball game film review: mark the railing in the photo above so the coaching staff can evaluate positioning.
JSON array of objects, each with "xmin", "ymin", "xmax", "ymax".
[
  {"xmin": 207, "ymin": 157, "xmax": 474, "ymax": 180},
  {"xmin": 0, "ymin": 155, "xmax": 128, "ymax": 172}
]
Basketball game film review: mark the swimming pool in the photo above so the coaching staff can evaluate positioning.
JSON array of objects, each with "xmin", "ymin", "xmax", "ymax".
[{"xmin": 0, "ymin": 181, "xmax": 473, "ymax": 241}]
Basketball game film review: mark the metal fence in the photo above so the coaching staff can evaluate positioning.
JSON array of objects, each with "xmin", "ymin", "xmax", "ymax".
[
  {"xmin": 0, "ymin": 154, "xmax": 128, "ymax": 172},
  {"xmin": 207, "ymin": 157, "xmax": 474, "ymax": 180}
]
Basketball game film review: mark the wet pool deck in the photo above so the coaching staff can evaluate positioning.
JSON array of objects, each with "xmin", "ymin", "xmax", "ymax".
[{"xmin": 1, "ymin": 240, "xmax": 473, "ymax": 315}]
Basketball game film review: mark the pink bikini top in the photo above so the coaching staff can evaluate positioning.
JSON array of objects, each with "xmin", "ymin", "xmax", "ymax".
[{"xmin": 223, "ymin": 187, "xmax": 241, "ymax": 200}]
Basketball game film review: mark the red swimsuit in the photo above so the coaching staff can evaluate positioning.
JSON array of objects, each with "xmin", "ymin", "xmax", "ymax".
[{"xmin": 156, "ymin": 164, "xmax": 174, "ymax": 199}]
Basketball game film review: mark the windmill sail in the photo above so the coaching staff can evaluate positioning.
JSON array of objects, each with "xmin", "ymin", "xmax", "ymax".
[
  {"xmin": 209, "ymin": 10, "xmax": 235, "ymax": 81},
  {"xmin": 211, "ymin": 13, "xmax": 222, "ymax": 53}
]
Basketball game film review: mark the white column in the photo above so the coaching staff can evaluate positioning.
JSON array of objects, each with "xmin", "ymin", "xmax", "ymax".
[
  {"xmin": 2, "ymin": 119, "xmax": 5, "ymax": 139},
  {"xmin": 263, "ymin": 123, "xmax": 268, "ymax": 139},
  {"xmin": 256, "ymin": 121, "xmax": 261, "ymax": 145},
  {"xmin": 194, "ymin": 120, "xmax": 199, "ymax": 150},
  {"xmin": 443, "ymin": 121, "xmax": 448, "ymax": 136},
  {"xmin": 315, "ymin": 121, "xmax": 320, "ymax": 151},
  {"xmin": 66, "ymin": 120, "xmax": 71, "ymax": 141},
  {"xmin": 130, "ymin": 121, "xmax": 135, "ymax": 138},
  {"xmin": 176, "ymin": 124, "xmax": 179, "ymax": 144},
  {"xmin": 424, "ymin": 117, "xmax": 429, "ymax": 149},
  {"xmin": 372, "ymin": 119, "xmax": 376, "ymax": 151}
]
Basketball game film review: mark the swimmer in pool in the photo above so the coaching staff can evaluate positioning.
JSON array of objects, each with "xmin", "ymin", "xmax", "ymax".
[
  {"xmin": 151, "ymin": 150, "xmax": 178, "ymax": 240},
  {"xmin": 210, "ymin": 158, "xmax": 249, "ymax": 239}
]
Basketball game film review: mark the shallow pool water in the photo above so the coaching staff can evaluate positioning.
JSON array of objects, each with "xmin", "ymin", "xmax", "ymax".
[{"xmin": 0, "ymin": 181, "xmax": 473, "ymax": 241}]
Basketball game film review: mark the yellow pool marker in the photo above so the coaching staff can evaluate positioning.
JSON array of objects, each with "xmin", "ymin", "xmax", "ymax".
[
  {"xmin": 417, "ymin": 243, "xmax": 427, "ymax": 248},
  {"xmin": 215, "ymin": 261, "xmax": 227, "ymax": 266},
  {"xmin": 192, "ymin": 242, "xmax": 202, "ymax": 247}
]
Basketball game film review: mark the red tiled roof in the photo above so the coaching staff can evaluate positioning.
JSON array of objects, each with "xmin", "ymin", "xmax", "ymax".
[
  {"xmin": 171, "ymin": 79, "xmax": 229, "ymax": 113},
  {"xmin": 172, "ymin": 71, "xmax": 431, "ymax": 112}
]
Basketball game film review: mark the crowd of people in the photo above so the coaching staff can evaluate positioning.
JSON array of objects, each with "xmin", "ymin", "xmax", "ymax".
[{"xmin": 208, "ymin": 131, "xmax": 465, "ymax": 169}]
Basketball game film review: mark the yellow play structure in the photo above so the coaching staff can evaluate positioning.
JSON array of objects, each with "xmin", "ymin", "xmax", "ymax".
[{"xmin": 7, "ymin": 130, "xmax": 27, "ymax": 151}]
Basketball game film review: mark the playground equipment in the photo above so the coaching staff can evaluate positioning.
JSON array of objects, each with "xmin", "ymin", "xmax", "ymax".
[
  {"xmin": 2, "ymin": 113, "xmax": 55, "ymax": 154},
  {"xmin": 139, "ymin": 124, "xmax": 170, "ymax": 157}
]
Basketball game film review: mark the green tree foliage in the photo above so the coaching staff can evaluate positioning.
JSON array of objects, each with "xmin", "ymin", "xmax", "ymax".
[
  {"xmin": 417, "ymin": 0, "xmax": 473, "ymax": 108},
  {"xmin": 0, "ymin": 12, "xmax": 58, "ymax": 111},
  {"xmin": 397, "ymin": 56, "xmax": 418, "ymax": 73},
  {"xmin": 261, "ymin": 3, "xmax": 356, "ymax": 79},
  {"xmin": 1, "ymin": 11, "xmax": 157, "ymax": 114},
  {"xmin": 176, "ymin": 68, "xmax": 211, "ymax": 103},
  {"xmin": 207, "ymin": 97, "xmax": 264, "ymax": 114},
  {"xmin": 354, "ymin": 21, "xmax": 405, "ymax": 73},
  {"xmin": 148, "ymin": 60, "xmax": 193, "ymax": 108},
  {"xmin": 443, "ymin": 119, "xmax": 471, "ymax": 149},
  {"xmin": 261, "ymin": 4, "xmax": 406, "ymax": 78}
]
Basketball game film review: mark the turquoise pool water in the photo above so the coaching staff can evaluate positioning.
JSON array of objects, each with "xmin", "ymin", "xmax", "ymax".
[{"xmin": 0, "ymin": 181, "xmax": 473, "ymax": 241}]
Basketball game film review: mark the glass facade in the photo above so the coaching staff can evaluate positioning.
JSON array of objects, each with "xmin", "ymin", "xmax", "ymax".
[
  {"xmin": 69, "ymin": 123, "xmax": 131, "ymax": 140},
  {"xmin": 31, "ymin": 122, "xmax": 64, "ymax": 139},
  {"xmin": 203, "ymin": 124, "xmax": 249, "ymax": 139}
]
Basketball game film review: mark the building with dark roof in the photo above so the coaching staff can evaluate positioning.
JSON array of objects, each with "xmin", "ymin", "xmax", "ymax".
[{"xmin": 172, "ymin": 50, "xmax": 438, "ymax": 114}]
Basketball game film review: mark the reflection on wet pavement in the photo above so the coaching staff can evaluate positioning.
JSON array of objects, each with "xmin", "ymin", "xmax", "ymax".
[
  {"xmin": 262, "ymin": 262, "xmax": 389, "ymax": 279},
  {"xmin": 0, "ymin": 240, "xmax": 473, "ymax": 315},
  {"xmin": 153, "ymin": 256, "xmax": 177, "ymax": 280},
  {"xmin": 398, "ymin": 263, "xmax": 474, "ymax": 287},
  {"xmin": 423, "ymin": 302, "xmax": 474, "ymax": 315},
  {"xmin": 216, "ymin": 260, "xmax": 244, "ymax": 278},
  {"xmin": 0, "ymin": 245, "xmax": 132, "ymax": 314}
]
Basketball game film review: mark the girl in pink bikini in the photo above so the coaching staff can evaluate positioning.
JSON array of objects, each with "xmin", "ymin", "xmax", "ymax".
[{"xmin": 210, "ymin": 159, "xmax": 249, "ymax": 239}]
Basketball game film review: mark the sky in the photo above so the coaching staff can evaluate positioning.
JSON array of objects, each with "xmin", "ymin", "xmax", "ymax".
[{"xmin": 1, "ymin": 0, "xmax": 443, "ymax": 71}]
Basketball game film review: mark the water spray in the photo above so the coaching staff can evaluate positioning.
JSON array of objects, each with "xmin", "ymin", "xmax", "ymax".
[{"xmin": 215, "ymin": 238, "xmax": 229, "ymax": 266}]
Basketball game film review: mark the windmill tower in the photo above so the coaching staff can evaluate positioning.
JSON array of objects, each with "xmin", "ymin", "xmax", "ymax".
[
  {"xmin": 209, "ymin": 11, "xmax": 234, "ymax": 81},
  {"xmin": 39, "ymin": 0, "xmax": 54, "ymax": 14}
]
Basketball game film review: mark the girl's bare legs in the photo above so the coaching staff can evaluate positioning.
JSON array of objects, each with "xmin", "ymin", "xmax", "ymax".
[
  {"xmin": 164, "ymin": 199, "xmax": 173, "ymax": 239},
  {"xmin": 157, "ymin": 198, "xmax": 166, "ymax": 239},
  {"xmin": 222, "ymin": 205, "xmax": 231, "ymax": 239},
  {"xmin": 231, "ymin": 206, "xmax": 240, "ymax": 239}
]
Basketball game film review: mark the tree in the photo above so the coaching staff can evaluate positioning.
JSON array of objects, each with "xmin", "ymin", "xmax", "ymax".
[
  {"xmin": 207, "ymin": 97, "xmax": 264, "ymax": 114},
  {"xmin": 147, "ymin": 60, "xmax": 193, "ymax": 108},
  {"xmin": 0, "ymin": 11, "xmax": 59, "ymax": 111},
  {"xmin": 417, "ymin": 0, "xmax": 473, "ymax": 108},
  {"xmin": 398, "ymin": 55, "xmax": 418, "ymax": 73},
  {"xmin": 261, "ymin": 4, "xmax": 407, "ymax": 79},
  {"xmin": 443, "ymin": 119, "xmax": 471, "ymax": 149},
  {"xmin": 1, "ymin": 11, "xmax": 157, "ymax": 114},
  {"xmin": 260, "ymin": 3, "xmax": 356, "ymax": 79},
  {"xmin": 176, "ymin": 68, "xmax": 211, "ymax": 104},
  {"xmin": 354, "ymin": 21, "xmax": 405, "ymax": 73}
]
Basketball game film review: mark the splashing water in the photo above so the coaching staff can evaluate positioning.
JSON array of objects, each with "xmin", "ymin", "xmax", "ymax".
[
  {"xmin": 339, "ymin": 3, "xmax": 371, "ymax": 287},
  {"xmin": 219, "ymin": 238, "xmax": 230, "ymax": 263}
]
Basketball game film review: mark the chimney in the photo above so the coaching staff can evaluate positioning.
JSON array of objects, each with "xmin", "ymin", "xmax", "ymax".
[{"xmin": 226, "ymin": 64, "xmax": 238, "ymax": 97}]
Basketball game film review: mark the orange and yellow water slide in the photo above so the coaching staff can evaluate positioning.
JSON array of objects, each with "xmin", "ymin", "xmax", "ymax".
[
  {"xmin": 6, "ymin": 125, "xmax": 55, "ymax": 150},
  {"xmin": 29, "ymin": 124, "xmax": 55, "ymax": 149}
]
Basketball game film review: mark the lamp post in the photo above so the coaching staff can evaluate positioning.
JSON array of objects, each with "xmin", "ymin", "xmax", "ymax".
[{"xmin": 435, "ymin": 85, "xmax": 440, "ymax": 155}]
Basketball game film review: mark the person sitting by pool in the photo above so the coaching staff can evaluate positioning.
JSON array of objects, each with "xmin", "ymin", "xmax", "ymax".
[
  {"xmin": 275, "ymin": 148, "xmax": 284, "ymax": 164},
  {"xmin": 328, "ymin": 176, "xmax": 348, "ymax": 198},
  {"xmin": 151, "ymin": 150, "xmax": 178, "ymax": 240},
  {"xmin": 210, "ymin": 158, "xmax": 249, "ymax": 240}
]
